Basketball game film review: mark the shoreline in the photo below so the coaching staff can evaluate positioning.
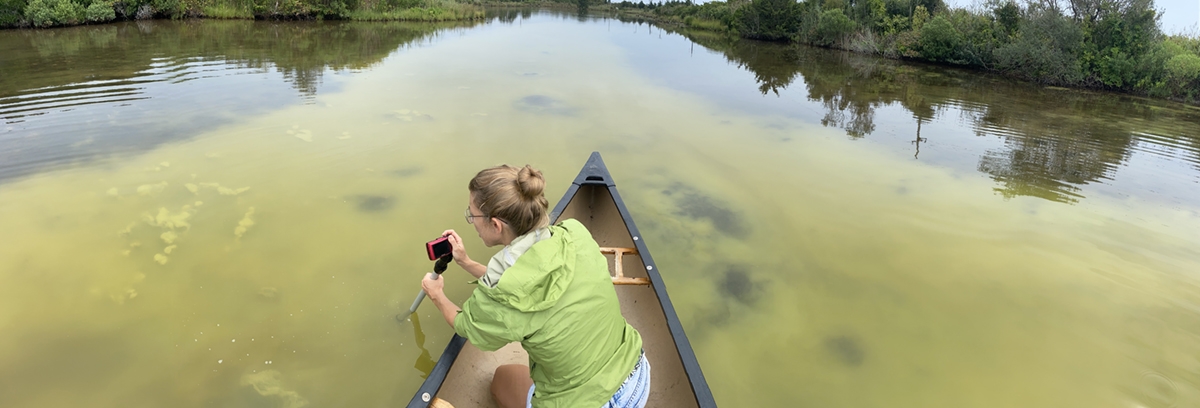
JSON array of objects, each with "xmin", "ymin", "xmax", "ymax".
[
  {"xmin": 2, "ymin": 2, "xmax": 1196, "ymax": 106},
  {"xmin": 605, "ymin": 2, "xmax": 1199, "ymax": 107}
]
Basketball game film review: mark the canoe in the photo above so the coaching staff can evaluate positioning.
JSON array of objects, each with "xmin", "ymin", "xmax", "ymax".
[{"xmin": 405, "ymin": 152, "xmax": 717, "ymax": 408}]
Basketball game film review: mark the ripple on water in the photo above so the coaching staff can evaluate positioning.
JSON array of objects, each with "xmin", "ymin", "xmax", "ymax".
[{"xmin": 1134, "ymin": 370, "xmax": 1178, "ymax": 408}]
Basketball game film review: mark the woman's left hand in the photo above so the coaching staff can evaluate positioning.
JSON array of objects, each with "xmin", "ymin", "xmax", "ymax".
[{"xmin": 421, "ymin": 273, "xmax": 445, "ymax": 297}]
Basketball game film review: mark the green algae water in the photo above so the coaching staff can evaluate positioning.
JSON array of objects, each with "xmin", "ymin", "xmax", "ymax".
[{"xmin": 2, "ymin": 12, "xmax": 1200, "ymax": 408}]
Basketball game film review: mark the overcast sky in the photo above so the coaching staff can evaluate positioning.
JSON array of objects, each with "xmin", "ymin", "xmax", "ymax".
[{"xmin": 941, "ymin": 0, "xmax": 1199, "ymax": 35}]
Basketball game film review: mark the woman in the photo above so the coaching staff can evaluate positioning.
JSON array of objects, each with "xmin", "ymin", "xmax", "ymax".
[{"xmin": 420, "ymin": 164, "xmax": 650, "ymax": 408}]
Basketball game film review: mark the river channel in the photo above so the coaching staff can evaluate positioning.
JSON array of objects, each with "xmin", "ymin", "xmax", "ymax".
[{"xmin": 2, "ymin": 10, "xmax": 1199, "ymax": 408}]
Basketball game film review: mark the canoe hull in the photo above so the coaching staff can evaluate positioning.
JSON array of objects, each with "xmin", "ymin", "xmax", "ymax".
[{"xmin": 406, "ymin": 152, "xmax": 715, "ymax": 408}]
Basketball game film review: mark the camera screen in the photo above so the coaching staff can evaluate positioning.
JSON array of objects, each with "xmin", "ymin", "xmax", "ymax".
[{"xmin": 431, "ymin": 239, "xmax": 452, "ymax": 258}]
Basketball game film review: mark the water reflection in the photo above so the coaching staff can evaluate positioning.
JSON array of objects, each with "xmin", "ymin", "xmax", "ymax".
[
  {"xmin": 0, "ymin": 12, "xmax": 1198, "ymax": 408},
  {"xmin": 492, "ymin": 8, "xmax": 534, "ymax": 24},
  {"xmin": 405, "ymin": 313, "xmax": 436, "ymax": 379},
  {"xmin": 673, "ymin": 28, "xmax": 1200, "ymax": 204},
  {"xmin": 0, "ymin": 19, "xmax": 479, "ymax": 182}
]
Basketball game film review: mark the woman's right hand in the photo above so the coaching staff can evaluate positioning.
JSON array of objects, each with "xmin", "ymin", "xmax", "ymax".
[{"xmin": 442, "ymin": 229, "xmax": 469, "ymax": 263}]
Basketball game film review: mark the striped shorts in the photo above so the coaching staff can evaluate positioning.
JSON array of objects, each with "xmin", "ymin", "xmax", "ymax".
[{"xmin": 526, "ymin": 351, "xmax": 651, "ymax": 408}]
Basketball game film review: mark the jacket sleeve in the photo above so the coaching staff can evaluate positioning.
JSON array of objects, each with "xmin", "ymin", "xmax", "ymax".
[{"xmin": 454, "ymin": 293, "xmax": 520, "ymax": 352}]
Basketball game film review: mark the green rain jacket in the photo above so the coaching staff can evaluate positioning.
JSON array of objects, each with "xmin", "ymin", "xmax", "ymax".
[{"xmin": 454, "ymin": 219, "xmax": 643, "ymax": 408}]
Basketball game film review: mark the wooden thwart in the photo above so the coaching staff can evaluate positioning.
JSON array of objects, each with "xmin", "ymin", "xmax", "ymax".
[
  {"xmin": 429, "ymin": 398, "xmax": 454, "ymax": 408},
  {"xmin": 613, "ymin": 277, "xmax": 652, "ymax": 285},
  {"xmin": 599, "ymin": 247, "xmax": 649, "ymax": 285}
]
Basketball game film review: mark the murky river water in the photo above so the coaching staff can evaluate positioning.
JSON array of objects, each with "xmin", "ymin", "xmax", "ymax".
[{"xmin": 2, "ymin": 10, "xmax": 1200, "ymax": 408}]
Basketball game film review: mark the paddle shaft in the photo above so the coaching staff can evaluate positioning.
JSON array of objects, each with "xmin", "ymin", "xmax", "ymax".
[{"xmin": 407, "ymin": 255, "xmax": 453, "ymax": 315}]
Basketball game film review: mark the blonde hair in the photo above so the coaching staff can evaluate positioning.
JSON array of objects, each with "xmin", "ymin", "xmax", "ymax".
[{"xmin": 469, "ymin": 164, "xmax": 549, "ymax": 236}]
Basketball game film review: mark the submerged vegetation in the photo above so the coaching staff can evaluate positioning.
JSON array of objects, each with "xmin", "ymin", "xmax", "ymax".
[
  {"xmin": 0, "ymin": 0, "xmax": 484, "ymax": 27},
  {"xmin": 614, "ymin": 0, "xmax": 1200, "ymax": 104}
]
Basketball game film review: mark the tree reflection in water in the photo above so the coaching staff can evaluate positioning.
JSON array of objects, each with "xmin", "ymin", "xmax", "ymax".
[
  {"xmin": 672, "ymin": 27, "xmax": 1200, "ymax": 204},
  {"xmin": 0, "ymin": 19, "xmax": 481, "ymax": 182}
]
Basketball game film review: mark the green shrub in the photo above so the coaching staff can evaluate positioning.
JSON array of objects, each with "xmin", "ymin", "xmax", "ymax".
[
  {"xmin": 86, "ymin": 0, "xmax": 114, "ymax": 21},
  {"xmin": 1, "ymin": 0, "xmax": 26, "ymax": 26},
  {"xmin": 913, "ymin": 0, "xmax": 944, "ymax": 14},
  {"xmin": 850, "ymin": 0, "xmax": 886, "ymax": 32},
  {"xmin": 993, "ymin": 1, "xmax": 1018, "ymax": 35},
  {"xmin": 53, "ymin": 0, "xmax": 84, "ymax": 23},
  {"xmin": 794, "ymin": 1, "xmax": 820, "ymax": 43},
  {"xmin": 25, "ymin": 0, "xmax": 85, "ymax": 26},
  {"xmin": 993, "ymin": 8, "xmax": 1084, "ymax": 85},
  {"xmin": 202, "ymin": 1, "xmax": 253, "ymax": 18},
  {"xmin": 684, "ymin": 16, "xmax": 727, "ymax": 32},
  {"xmin": 1165, "ymin": 53, "xmax": 1200, "ymax": 77},
  {"xmin": 878, "ymin": 13, "xmax": 909, "ymax": 36},
  {"xmin": 1078, "ymin": 0, "xmax": 1161, "ymax": 88},
  {"xmin": 917, "ymin": 15, "xmax": 961, "ymax": 62},
  {"xmin": 152, "ymin": 0, "xmax": 180, "ymax": 18},
  {"xmin": 347, "ymin": 1, "xmax": 481, "ymax": 21},
  {"xmin": 911, "ymin": 4, "xmax": 929, "ymax": 31},
  {"xmin": 893, "ymin": 29, "xmax": 920, "ymax": 57},
  {"xmin": 1164, "ymin": 53, "xmax": 1200, "ymax": 99},
  {"xmin": 883, "ymin": 0, "xmax": 908, "ymax": 16},
  {"xmin": 24, "ymin": 0, "xmax": 53, "ymax": 25},
  {"xmin": 1094, "ymin": 48, "xmax": 1137, "ymax": 87},
  {"xmin": 947, "ymin": 8, "xmax": 997, "ymax": 65},
  {"xmin": 815, "ymin": 8, "xmax": 854, "ymax": 46},
  {"xmin": 734, "ymin": 0, "xmax": 802, "ymax": 41},
  {"xmin": 1173, "ymin": 36, "xmax": 1200, "ymax": 56},
  {"xmin": 693, "ymin": 1, "xmax": 733, "ymax": 26}
]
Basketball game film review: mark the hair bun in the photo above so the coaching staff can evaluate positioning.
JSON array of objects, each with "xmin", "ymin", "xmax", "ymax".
[{"xmin": 516, "ymin": 165, "xmax": 545, "ymax": 200}]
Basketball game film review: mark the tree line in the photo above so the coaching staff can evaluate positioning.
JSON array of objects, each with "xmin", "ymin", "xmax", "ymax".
[
  {"xmin": 0, "ymin": 0, "xmax": 485, "ymax": 27},
  {"xmin": 617, "ymin": 0, "xmax": 1200, "ymax": 104}
]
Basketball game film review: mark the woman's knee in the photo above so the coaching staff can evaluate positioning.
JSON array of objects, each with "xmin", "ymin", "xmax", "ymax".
[{"xmin": 491, "ymin": 364, "xmax": 532, "ymax": 408}]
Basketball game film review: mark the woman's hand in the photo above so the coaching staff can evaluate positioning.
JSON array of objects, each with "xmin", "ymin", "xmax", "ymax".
[
  {"xmin": 442, "ymin": 229, "xmax": 469, "ymax": 262},
  {"xmin": 441, "ymin": 229, "xmax": 487, "ymax": 279},
  {"xmin": 421, "ymin": 273, "xmax": 445, "ymax": 298},
  {"xmin": 421, "ymin": 272, "xmax": 461, "ymax": 328}
]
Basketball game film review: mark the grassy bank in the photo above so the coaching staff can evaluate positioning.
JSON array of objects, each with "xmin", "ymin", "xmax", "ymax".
[
  {"xmin": 613, "ymin": 0, "xmax": 1200, "ymax": 105},
  {"xmin": 0, "ymin": 0, "xmax": 485, "ymax": 27}
]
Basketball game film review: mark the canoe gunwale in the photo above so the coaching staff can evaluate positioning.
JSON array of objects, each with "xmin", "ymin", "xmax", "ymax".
[
  {"xmin": 405, "ymin": 152, "xmax": 716, "ymax": 408},
  {"xmin": 406, "ymin": 335, "xmax": 467, "ymax": 407},
  {"xmin": 561, "ymin": 153, "xmax": 717, "ymax": 408}
]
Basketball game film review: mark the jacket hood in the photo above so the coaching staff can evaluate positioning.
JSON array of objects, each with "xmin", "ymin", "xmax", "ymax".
[{"xmin": 480, "ymin": 219, "xmax": 585, "ymax": 312}]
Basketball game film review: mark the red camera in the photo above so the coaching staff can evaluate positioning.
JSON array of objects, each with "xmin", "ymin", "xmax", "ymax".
[{"xmin": 426, "ymin": 236, "xmax": 452, "ymax": 261}]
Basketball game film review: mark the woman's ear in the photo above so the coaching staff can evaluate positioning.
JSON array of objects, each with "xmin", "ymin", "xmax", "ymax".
[{"xmin": 490, "ymin": 217, "xmax": 504, "ymax": 234}]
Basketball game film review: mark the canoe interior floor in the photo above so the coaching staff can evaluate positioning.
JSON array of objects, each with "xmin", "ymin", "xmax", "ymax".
[{"xmin": 434, "ymin": 185, "xmax": 700, "ymax": 408}]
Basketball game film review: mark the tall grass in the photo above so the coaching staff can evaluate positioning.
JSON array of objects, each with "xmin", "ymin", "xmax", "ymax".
[
  {"xmin": 349, "ymin": 0, "xmax": 482, "ymax": 21},
  {"xmin": 347, "ymin": 7, "xmax": 481, "ymax": 21},
  {"xmin": 202, "ymin": 1, "xmax": 252, "ymax": 19},
  {"xmin": 683, "ymin": 16, "xmax": 725, "ymax": 32}
]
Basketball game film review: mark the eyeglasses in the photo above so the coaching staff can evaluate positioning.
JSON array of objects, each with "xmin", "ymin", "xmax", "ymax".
[
  {"xmin": 465, "ymin": 207, "xmax": 508, "ymax": 225},
  {"xmin": 465, "ymin": 207, "xmax": 487, "ymax": 224}
]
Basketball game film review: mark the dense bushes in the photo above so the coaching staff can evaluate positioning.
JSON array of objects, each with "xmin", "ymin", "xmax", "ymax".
[
  {"xmin": 814, "ymin": 8, "xmax": 853, "ymax": 46},
  {"xmin": 633, "ymin": 0, "xmax": 1199, "ymax": 104},
  {"xmin": 734, "ymin": 0, "xmax": 802, "ymax": 40},
  {"xmin": 917, "ymin": 14, "xmax": 959, "ymax": 62},
  {"xmin": 24, "ymin": 0, "xmax": 86, "ymax": 26},
  {"xmin": 1, "ymin": 0, "xmax": 479, "ymax": 25},
  {"xmin": 993, "ymin": 7, "xmax": 1084, "ymax": 85},
  {"xmin": 86, "ymin": 1, "xmax": 114, "ymax": 21},
  {"xmin": 1, "ymin": 0, "xmax": 26, "ymax": 25}
]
